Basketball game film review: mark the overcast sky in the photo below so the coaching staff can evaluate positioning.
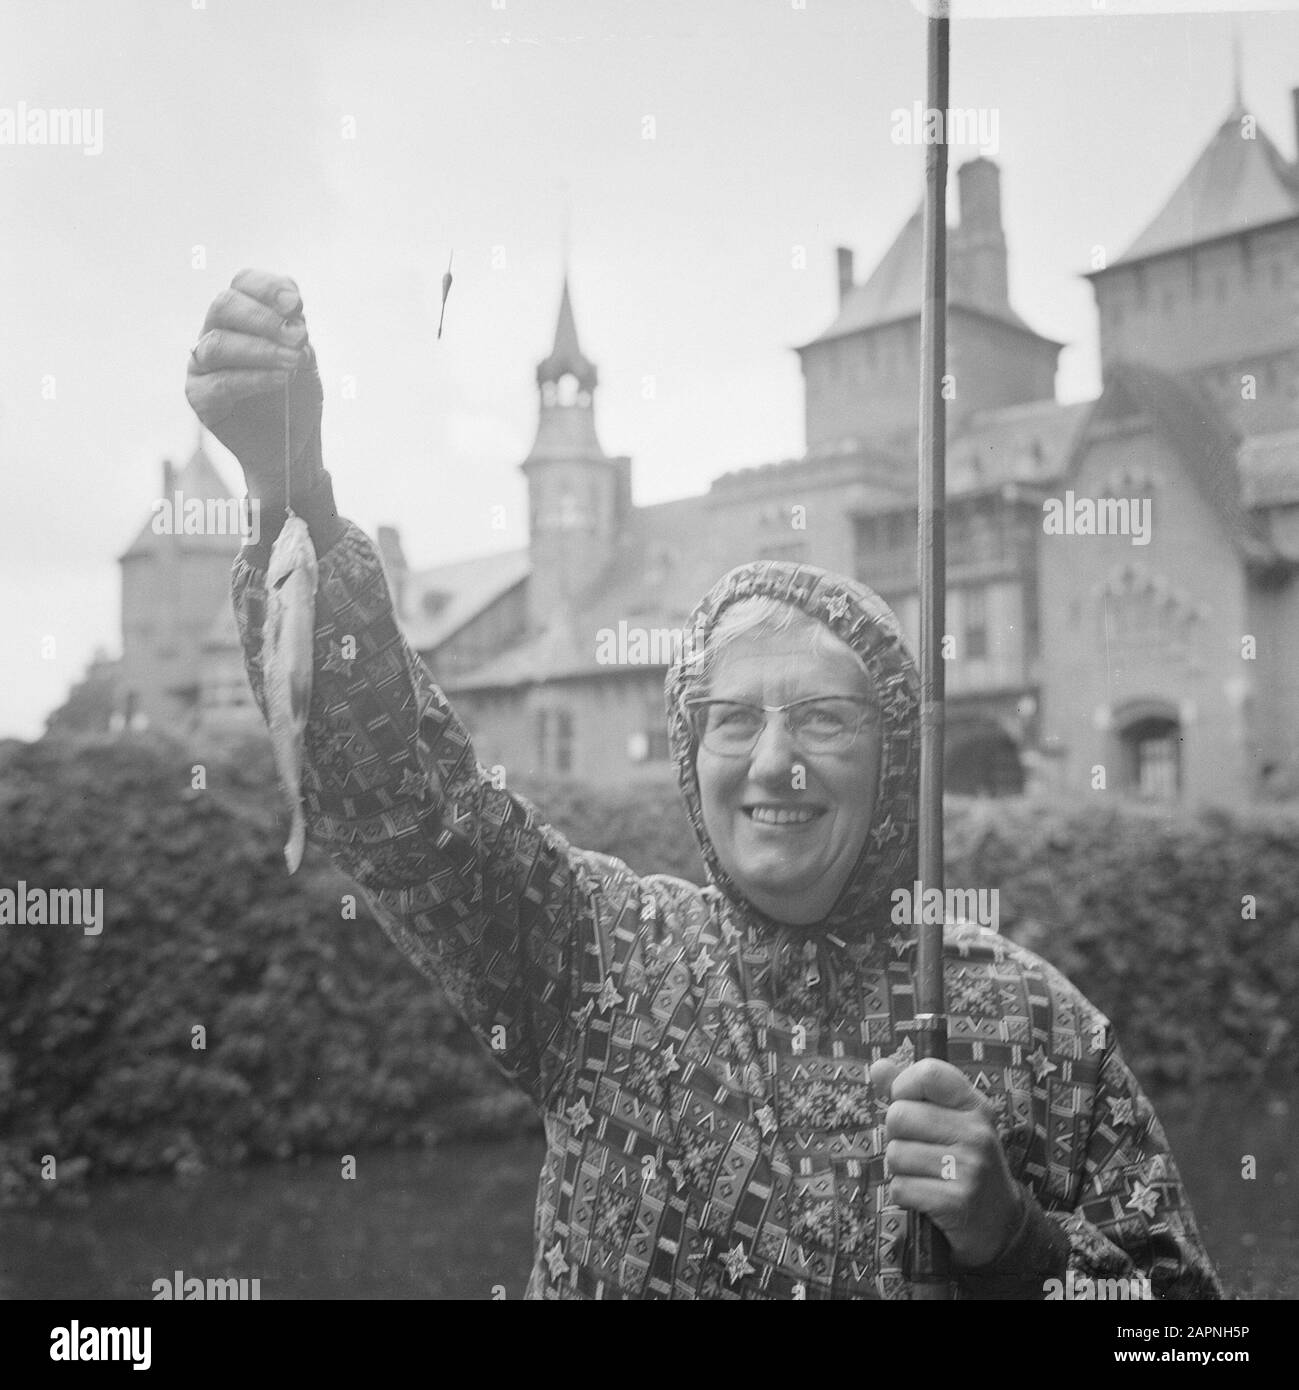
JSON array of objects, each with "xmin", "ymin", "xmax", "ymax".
[{"xmin": 2, "ymin": 0, "xmax": 1298, "ymax": 738}]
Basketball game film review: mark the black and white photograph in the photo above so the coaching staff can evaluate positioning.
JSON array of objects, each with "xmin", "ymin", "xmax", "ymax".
[{"xmin": 2, "ymin": 0, "xmax": 1297, "ymax": 1349}]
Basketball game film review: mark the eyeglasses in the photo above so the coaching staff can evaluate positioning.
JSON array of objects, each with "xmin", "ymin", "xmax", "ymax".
[{"xmin": 685, "ymin": 696, "xmax": 879, "ymax": 757}]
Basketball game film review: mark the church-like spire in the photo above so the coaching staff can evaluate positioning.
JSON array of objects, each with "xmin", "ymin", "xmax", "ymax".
[
  {"xmin": 524, "ymin": 274, "xmax": 607, "ymax": 466},
  {"xmin": 520, "ymin": 269, "xmax": 629, "ymax": 632},
  {"xmin": 537, "ymin": 277, "xmax": 598, "ymax": 391}
]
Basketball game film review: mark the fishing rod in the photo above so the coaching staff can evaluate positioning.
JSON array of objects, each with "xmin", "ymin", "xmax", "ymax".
[{"xmin": 911, "ymin": 1, "xmax": 952, "ymax": 1301}]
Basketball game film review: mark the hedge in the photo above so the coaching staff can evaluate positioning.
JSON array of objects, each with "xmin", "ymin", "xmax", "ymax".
[
  {"xmin": 1, "ymin": 733, "xmax": 1295, "ymax": 1199},
  {"xmin": 943, "ymin": 798, "xmax": 1299, "ymax": 1091},
  {"xmin": 0, "ymin": 734, "xmax": 531, "ymax": 1202}
]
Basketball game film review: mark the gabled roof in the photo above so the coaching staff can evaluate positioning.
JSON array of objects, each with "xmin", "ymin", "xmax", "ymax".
[
  {"xmin": 1104, "ymin": 105, "xmax": 1299, "ymax": 270},
  {"xmin": 800, "ymin": 202, "xmax": 1049, "ymax": 347},
  {"xmin": 711, "ymin": 440, "xmax": 913, "ymax": 495},
  {"xmin": 823, "ymin": 204, "xmax": 927, "ymax": 338},
  {"xmin": 441, "ymin": 615, "xmax": 595, "ymax": 691},
  {"xmin": 120, "ymin": 438, "xmax": 240, "ymax": 560},
  {"xmin": 403, "ymin": 546, "xmax": 531, "ymax": 653},
  {"xmin": 1072, "ymin": 361, "xmax": 1272, "ymax": 561},
  {"xmin": 802, "ymin": 399, "xmax": 1090, "ymax": 516},
  {"xmin": 947, "ymin": 399, "xmax": 1093, "ymax": 495}
]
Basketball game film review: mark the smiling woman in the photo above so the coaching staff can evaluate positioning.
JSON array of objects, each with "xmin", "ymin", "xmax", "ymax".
[{"xmin": 681, "ymin": 597, "xmax": 883, "ymax": 925}]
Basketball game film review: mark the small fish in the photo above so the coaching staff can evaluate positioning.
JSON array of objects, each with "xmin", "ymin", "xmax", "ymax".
[{"xmin": 264, "ymin": 513, "xmax": 319, "ymax": 873}]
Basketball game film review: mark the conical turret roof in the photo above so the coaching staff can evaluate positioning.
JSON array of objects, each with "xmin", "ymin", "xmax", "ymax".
[
  {"xmin": 1108, "ymin": 104, "xmax": 1299, "ymax": 269},
  {"xmin": 524, "ymin": 276, "xmax": 608, "ymax": 466},
  {"xmin": 120, "ymin": 436, "xmax": 240, "ymax": 559},
  {"xmin": 536, "ymin": 277, "xmax": 598, "ymax": 390},
  {"xmin": 801, "ymin": 195, "xmax": 1044, "ymax": 345}
]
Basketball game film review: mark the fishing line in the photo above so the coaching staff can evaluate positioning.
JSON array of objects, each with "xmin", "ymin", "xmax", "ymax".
[{"xmin": 284, "ymin": 368, "xmax": 294, "ymax": 519}]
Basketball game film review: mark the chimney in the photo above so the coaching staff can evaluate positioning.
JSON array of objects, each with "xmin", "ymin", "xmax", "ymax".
[
  {"xmin": 836, "ymin": 246, "xmax": 854, "ymax": 307},
  {"xmin": 958, "ymin": 157, "xmax": 1002, "ymax": 230},
  {"xmin": 953, "ymin": 157, "xmax": 1009, "ymax": 314},
  {"xmin": 376, "ymin": 525, "xmax": 409, "ymax": 617}
]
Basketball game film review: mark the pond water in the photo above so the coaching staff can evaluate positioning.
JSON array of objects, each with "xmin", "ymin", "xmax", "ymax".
[{"xmin": 2, "ymin": 1088, "xmax": 1294, "ymax": 1299}]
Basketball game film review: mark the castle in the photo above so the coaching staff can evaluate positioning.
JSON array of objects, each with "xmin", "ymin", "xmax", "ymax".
[{"xmin": 107, "ymin": 88, "xmax": 1299, "ymax": 805}]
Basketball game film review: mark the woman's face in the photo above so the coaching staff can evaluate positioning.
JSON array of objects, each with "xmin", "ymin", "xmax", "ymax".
[{"xmin": 695, "ymin": 624, "xmax": 882, "ymax": 926}]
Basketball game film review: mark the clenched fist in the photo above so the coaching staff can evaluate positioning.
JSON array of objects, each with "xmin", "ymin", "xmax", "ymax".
[
  {"xmin": 185, "ymin": 269, "xmax": 324, "ymax": 506},
  {"xmin": 870, "ymin": 1055, "xmax": 1027, "ymax": 1270}
]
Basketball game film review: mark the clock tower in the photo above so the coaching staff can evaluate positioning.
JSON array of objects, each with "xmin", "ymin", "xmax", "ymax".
[{"xmin": 521, "ymin": 277, "xmax": 631, "ymax": 632}]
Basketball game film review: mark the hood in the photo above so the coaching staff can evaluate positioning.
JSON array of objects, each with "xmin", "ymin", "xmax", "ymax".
[{"xmin": 665, "ymin": 560, "xmax": 919, "ymax": 944}]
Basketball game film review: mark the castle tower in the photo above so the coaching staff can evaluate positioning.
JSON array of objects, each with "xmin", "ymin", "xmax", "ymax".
[
  {"xmin": 1086, "ymin": 91, "xmax": 1299, "ymax": 436},
  {"xmin": 520, "ymin": 277, "xmax": 631, "ymax": 632},
  {"xmin": 118, "ymin": 437, "xmax": 242, "ymax": 731},
  {"xmin": 797, "ymin": 157, "xmax": 1060, "ymax": 453}
]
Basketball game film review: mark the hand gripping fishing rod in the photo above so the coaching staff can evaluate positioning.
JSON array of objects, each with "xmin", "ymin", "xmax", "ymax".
[{"xmin": 911, "ymin": 2, "xmax": 952, "ymax": 1301}]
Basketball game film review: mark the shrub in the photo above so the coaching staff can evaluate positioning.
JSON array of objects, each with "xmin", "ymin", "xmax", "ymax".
[
  {"xmin": 943, "ymin": 796, "xmax": 1299, "ymax": 1092},
  {"xmin": 0, "ymin": 734, "xmax": 534, "ymax": 1199}
]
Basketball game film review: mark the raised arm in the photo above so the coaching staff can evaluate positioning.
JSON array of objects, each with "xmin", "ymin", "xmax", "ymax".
[
  {"xmin": 240, "ymin": 517, "xmax": 617, "ymax": 1102},
  {"xmin": 188, "ymin": 269, "xmax": 629, "ymax": 1107}
]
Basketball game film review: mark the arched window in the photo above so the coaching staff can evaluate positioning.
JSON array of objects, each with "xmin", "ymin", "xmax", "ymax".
[{"xmin": 1120, "ymin": 713, "xmax": 1181, "ymax": 799}]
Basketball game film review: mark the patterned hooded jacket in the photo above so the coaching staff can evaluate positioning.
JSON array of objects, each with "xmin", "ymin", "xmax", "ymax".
[{"xmin": 232, "ymin": 507, "xmax": 1222, "ymax": 1301}]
